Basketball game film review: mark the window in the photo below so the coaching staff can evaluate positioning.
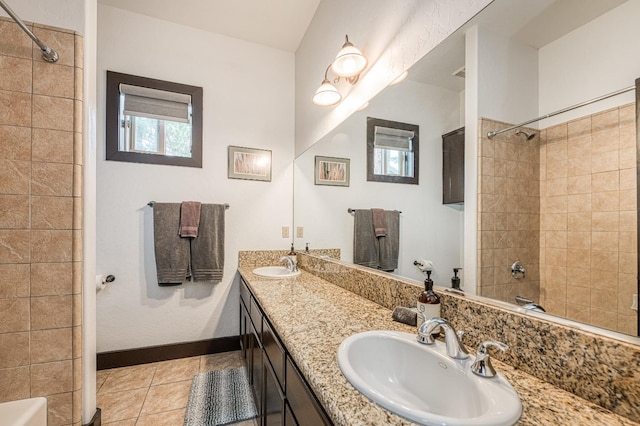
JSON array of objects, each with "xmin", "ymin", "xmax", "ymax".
[
  {"xmin": 367, "ymin": 117, "xmax": 419, "ymax": 184},
  {"xmin": 106, "ymin": 71, "xmax": 203, "ymax": 167}
]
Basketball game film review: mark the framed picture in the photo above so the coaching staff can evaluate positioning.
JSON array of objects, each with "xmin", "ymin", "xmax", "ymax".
[
  {"xmin": 315, "ymin": 156, "xmax": 350, "ymax": 186},
  {"xmin": 228, "ymin": 146, "xmax": 272, "ymax": 181}
]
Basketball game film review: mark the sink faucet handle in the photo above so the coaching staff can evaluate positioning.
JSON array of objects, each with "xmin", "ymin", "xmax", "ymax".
[{"xmin": 471, "ymin": 340, "xmax": 508, "ymax": 378}]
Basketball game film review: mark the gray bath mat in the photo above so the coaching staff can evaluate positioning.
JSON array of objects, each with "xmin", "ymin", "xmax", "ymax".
[{"xmin": 184, "ymin": 367, "xmax": 257, "ymax": 426}]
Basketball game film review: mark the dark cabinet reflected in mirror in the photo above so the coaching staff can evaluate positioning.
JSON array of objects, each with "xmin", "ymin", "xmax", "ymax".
[
  {"xmin": 367, "ymin": 117, "xmax": 419, "ymax": 185},
  {"xmin": 442, "ymin": 127, "xmax": 465, "ymax": 204}
]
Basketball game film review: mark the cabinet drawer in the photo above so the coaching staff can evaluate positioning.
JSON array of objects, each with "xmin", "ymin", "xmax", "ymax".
[
  {"xmin": 263, "ymin": 319, "xmax": 285, "ymax": 391},
  {"xmin": 240, "ymin": 278, "xmax": 250, "ymax": 308},
  {"xmin": 286, "ymin": 357, "xmax": 332, "ymax": 426},
  {"xmin": 250, "ymin": 296, "xmax": 263, "ymax": 337}
]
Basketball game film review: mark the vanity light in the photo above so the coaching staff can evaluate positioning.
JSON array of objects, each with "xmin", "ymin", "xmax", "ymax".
[{"xmin": 313, "ymin": 34, "xmax": 367, "ymax": 106}]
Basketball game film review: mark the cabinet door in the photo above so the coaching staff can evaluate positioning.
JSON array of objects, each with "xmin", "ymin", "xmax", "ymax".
[
  {"xmin": 250, "ymin": 320, "xmax": 263, "ymax": 418},
  {"xmin": 263, "ymin": 319, "xmax": 285, "ymax": 391},
  {"xmin": 264, "ymin": 358, "xmax": 285, "ymax": 426},
  {"xmin": 240, "ymin": 300, "xmax": 250, "ymax": 360},
  {"xmin": 285, "ymin": 358, "xmax": 332, "ymax": 426},
  {"xmin": 442, "ymin": 127, "xmax": 465, "ymax": 204},
  {"xmin": 284, "ymin": 403, "xmax": 297, "ymax": 426}
]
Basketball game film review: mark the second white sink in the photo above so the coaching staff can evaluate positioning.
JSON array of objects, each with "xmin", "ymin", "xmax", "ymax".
[
  {"xmin": 337, "ymin": 330, "xmax": 522, "ymax": 426},
  {"xmin": 252, "ymin": 266, "xmax": 300, "ymax": 278}
]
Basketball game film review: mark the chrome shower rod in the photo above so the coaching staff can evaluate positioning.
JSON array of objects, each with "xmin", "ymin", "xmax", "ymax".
[
  {"xmin": 487, "ymin": 85, "xmax": 635, "ymax": 139},
  {"xmin": 0, "ymin": 0, "xmax": 58, "ymax": 62}
]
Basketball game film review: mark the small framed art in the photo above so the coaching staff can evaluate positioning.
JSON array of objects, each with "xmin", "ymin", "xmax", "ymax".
[
  {"xmin": 228, "ymin": 146, "xmax": 272, "ymax": 181},
  {"xmin": 315, "ymin": 156, "xmax": 350, "ymax": 187}
]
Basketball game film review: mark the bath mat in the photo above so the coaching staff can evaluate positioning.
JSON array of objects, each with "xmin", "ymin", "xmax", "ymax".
[{"xmin": 184, "ymin": 367, "xmax": 257, "ymax": 426}]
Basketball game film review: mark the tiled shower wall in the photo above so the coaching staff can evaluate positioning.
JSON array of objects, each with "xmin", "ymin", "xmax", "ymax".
[
  {"xmin": 477, "ymin": 119, "xmax": 541, "ymax": 304},
  {"xmin": 539, "ymin": 104, "xmax": 637, "ymax": 335},
  {"xmin": 478, "ymin": 104, "xmax": 638, "ymax": 336},
  {"xmin": 0, "ymin": 18, "xmax": 83, "ymax": 426}
]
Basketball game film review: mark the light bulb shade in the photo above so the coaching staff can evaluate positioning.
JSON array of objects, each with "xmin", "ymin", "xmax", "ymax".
[
  {"xmin": 331, "ymin": 42, "xmax": 367, "ymax": 78},
  {"xmin": 313, "ymin": 79, "xmax": 342, "ymax": 106}
]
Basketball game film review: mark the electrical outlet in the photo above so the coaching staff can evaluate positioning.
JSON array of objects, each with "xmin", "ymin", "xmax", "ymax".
[
  {"xmin": 281, "ymin": 226, "xmax": 289, "ymax": 238},
  {"xmin": 296, "ymin": 226, "xmax": 304, "ymax": 238},
  {"xmin": 632, "ymin": 294, "xmax": 638, "ymax": 311}
]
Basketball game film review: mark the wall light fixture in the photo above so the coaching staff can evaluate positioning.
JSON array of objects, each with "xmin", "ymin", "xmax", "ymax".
[{"xmin": 312, "ymin": 35, "xmax": 367, "ymax": 107}]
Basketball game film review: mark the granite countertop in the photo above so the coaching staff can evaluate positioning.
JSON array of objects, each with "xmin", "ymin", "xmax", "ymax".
[{"xmin": 238, "ymin": 267, "xmax": 639, "ymax": 426}]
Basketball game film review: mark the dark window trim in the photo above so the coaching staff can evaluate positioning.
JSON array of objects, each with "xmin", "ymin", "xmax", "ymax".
[
  {"xmin": 367, "ymin": 117, "xmax": 419, "ymax": 184},
  {"xmin": 106, "ymin": 70, "xmax": 203, "ymax": 168}
]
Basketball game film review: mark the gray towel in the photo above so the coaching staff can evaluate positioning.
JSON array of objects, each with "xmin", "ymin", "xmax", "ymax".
[
  {"xmin": 153, "ymin": 203, "xmax": 190, "ymax": 285},
  {"xmin": 353, "ymin": 209, "xmax": 379, "ymax": 269},
  {"xmin": 378, "ymin": 210, "xmax": 400, "ymax": 271},
  {"xmin": 191, "ymin": 204, "xmax": 225, "ymax": 283}
]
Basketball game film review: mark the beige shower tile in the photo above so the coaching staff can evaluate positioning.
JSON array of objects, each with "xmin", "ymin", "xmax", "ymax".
[
  {"xmin": 567, "ymin": 155, "xmax": 591, "ymax": 177},
  {"xmin": 567, "ymin": 266, "xmax": 590, "ymax": 286},
  {"xmin": 73, "ymin": 197, "xmax": 82, "ymax": 230},
  {"xmin": 152, "ymin": 357, "xmax": 200, "ymax": 385},
  {"xmin": 32, "ymin": 95, "xmax": 73, "ymax": 131},
  {"xmin": 97, "ymin": 388, "xmax": 147, "ymax": 423},
  {"xmin": 619, "ymin": 252, "xmax": 637, "ymax": 275},
  {"xmin": 545, "ymin": 282, "xmax": 567, "ymax": 303},
  {"xmin": 74, "ymin": 100, "xmax": 82, "ymax": 133},
  {"xmin": 591, "ymin": 191, "xmax": 619, "ymax": 212},
  {"xmin": 73, "ymin": 165, "xmax": 82, "ymax": 197},
  {"xmin": 542, "ymin": 196, "xmax": 567, "ymax": 214},
  {"xmin": 619, "ymin": 231, "xmax": 637, "ymax": 253},
  {"xmin": 618, "ymin": 103, "xmax": 635, "ymax": 127},
  {"xmin": 566, "ymin": 284, "xmax": 591, "ymax": 306},
  {"xmin": 567, "ymin": 231, "xmax": 591, "ymax": 250},
  {"xmin": 31, "ymin": 328, "xmax": 73, "ymax": 364},
  {"xmin": 0, "ymin": 195, "xmax": 29, "ymax": 228},
  {"xmin": 619, "ymin": 168, "xmax": 636, "ymax": 190},
  {"xmin": 619, "ymin": 189, "xmax": 636, "ymax": 211},
  {"xmin": 591, "ymin": 212, "xmax": 619, "ymax": 232},
  {"xmin": 31, "ymin": 162, "xmax": 73, "ymax": 196},
  {"xmin": 566, "ymin": 304, "xmax": 591, "ymax": 324},
  {"xmin": 0, "ymin": 230, "xmax": 30, "ymax": 263},
  {"xmin": 73, "ymin": 230, "xmax": 82, "ymax": 261},
  {"xmin": 100, "ymin": 364, "xmax": 158, "ymax": 394},
  {"xmin": 135, "ymin": 408, "xmax": 186, "ymax": 426},
  {"xmin": 31, "ymin": 230, "xmax": 72, "ymax": 262},
  {"xmin": 566, "ymin": 193, "xmax": 591, "ymax": 213},
  {"xmin": 74, "ymin": 67, "xmax": 83, "ymax": 101},
  {"xmin": 618, "ymin": 147, "xmax": 636, "ymax": 170},
  {"xmin": 591, "ymin": 150, "xmax": 618, "ymax": 174},
  {"xmin": 567, "ymin": 175, "xmax": 591, "ymax": 195},
  {"xmin": 73, "ymin": 132, "xmax": 83, "ymax": 165},
  {"xmin": 545, "ymin": 178, "xmax": 567, "ymax": 196},
  {"xmin": 74, "ymin": 358, "xmax": 82, "ymax": 391},
  {"xmin": 0, "ymin": 125, "xmax": 30, "ymax": 161},
  {"xmin": 591, "ymin": 170, "xmax": 619, "ymax": 192},
  {"xmin": 0, "ymin": 332, "xmax": 29, "ymax": 368},
  {"xmin": 591, "ymin": 232, "xmax": 618, "ymax": 252},
  {"xmin": 0, "ymin": 89, "xmax": 30, "ymax": 127},
  {"xmin": 72, "ymin": 261, "xmax": 82, "ymax": 294},
  {"xmin": 545, "ymin": 248, "xmax": 567, "ymax": 267},
  {"xmin": 567, "ymin": 249, "xmax": 590, "ymax": 269},
  {"xmin": 73, "ymin": 293, "xmax": 82, "ymax": 326},
  {"xmin": 0, "ymin": 366, "xmax": 30, "ymax": 402},
  {"xmin": 568, "ymin": 116, "xmax": 591, "ymax": 139},
  {"xmin": 31, "ymin": 359, "xmax": 73, "ymax": 396},
  {"xmin": 140, "ymin": 380, "xmax": 192, "ymax": 415},
  {"xmin": 32, "ymin": 196, "xmax": 73, "ymax": 229},
  {"xmin": 617, "ymin": 314, "xmax": 638, "ymax": 336},
  {"xmin": 591, "ymin": 287, "xmax": 618, "ymax": 313},
  {"xmin": 619, "ymin": 125, "xmax": 635, "ymax": 149},
  {"xmin": 73, "ymin": 325, "xmax": 82, "ymax": 359},
  {"xmin": 545, "ymin": 231, "xmax": 567, "ymax": 249},
  {"xmin": 591, "ymin": 250, "xmax": 618, "ymax": 272},
  {"xmin": 0, "ymin": 264, "xmax": 29, "ymax": 298},
  {"xmin": 591, "ymin": 128, "xmax": 619, "ymax": 154},
  {"xmin": 0, "ymin": 21, "xmax": 33, "ymax": 58},
  {"xmin": 0, "ymin": 55, "xmax": 31, "ymax": 92},
  {"xmin": 619, "ymin": 210, "xmax": 636, "ymax": 231},
  {"xmin": 31, "ymin": 262, "xmax": 72, "ymax": 296},
  {"xmin": 32, "ymin": 27, "xmax": 75, "ymax": 67},
  {"xmin": 32, "ymin": 129, "xmax": 74, "ymax": 164},
  {"xmin": 31, "ymin": 295, "xmax": 73, "ymax": 330},
  {"xmin": 74, "ymin": 35, "xmax": 83, "ymax": 69},
  {"xmin": 480, "ymin": 156, "xmax": 494, "ymax": 176},
  {"xmin": 541, "ymin": 213, "xmax": 567, "ymax": 231},
  {"xmin": 545, "ymin": 160, "xmax": 568, "ymax": 179},
  {"xmin": 592, "ymin": 108, "xmax": 619, "ymax": 132},
  {"xmin": 33, "ymin": 62, "xmax": 74, "ymax": 98},
  {"xmin": 46, "ymin": 392, "xmax": 73, "ymax": 426},
  {"xmin": 0, "ymin": 159, "xmax": 30, "ymax": 195},
  {"xmin": 546, "ymin": 123, "xmax": 568, "ymax": 141}
]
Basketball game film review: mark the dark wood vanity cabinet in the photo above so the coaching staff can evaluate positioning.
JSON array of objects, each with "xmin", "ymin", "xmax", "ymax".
[
  {"xmin": 442, "ymin": 127, "xmax": 465, "ymax": 204},
  {"xmin": 240, "ymin": 278, "xmax": 332, "ymax": 426}
]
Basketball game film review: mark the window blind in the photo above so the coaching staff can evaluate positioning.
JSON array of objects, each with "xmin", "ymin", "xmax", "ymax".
[
  {"xmin": 120, "ymin": 83, "xmax": 192, "ymax": 123},
  {"xmin": 374, "ymin": 126, "xmax": 414, "ymax": 151}
]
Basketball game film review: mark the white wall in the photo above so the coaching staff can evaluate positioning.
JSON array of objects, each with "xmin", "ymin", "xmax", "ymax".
[
  {"xmin": 294, "ymin": 0, "xmax": 492, "ymax": 156},
  {"xmin": 0, "ymin": 0, "xmax": 85, "ymax": 34},
  {"xmin": 96, "ymin": 5, "xmax": 294, "ymax": 351},
  {"xmin": 294, "ymin": 80, "xmax": 463, "ymax": 285},
  {"xmin": 538, "ymin": 0, "xmax": 640, "ymax": 127}
]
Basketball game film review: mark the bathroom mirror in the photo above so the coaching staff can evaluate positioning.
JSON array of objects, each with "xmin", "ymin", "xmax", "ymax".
[{"xmin": 294, "ymin": 0, "xmax": 639, "ymax": 338}]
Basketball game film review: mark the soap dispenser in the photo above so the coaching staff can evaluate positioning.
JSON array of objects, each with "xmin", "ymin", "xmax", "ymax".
[
  {"xmin": 451, "ymin": 268, "xmax": 462, "ymax": 290},
  {"xmin": 417, "ymin": 270, "xmax": 440, "ymax": 328}
]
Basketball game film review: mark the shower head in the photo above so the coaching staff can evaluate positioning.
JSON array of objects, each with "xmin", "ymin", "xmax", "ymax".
[{"xmin": 515, "ymin": 129, "xmax": 535, "ymax": 141}]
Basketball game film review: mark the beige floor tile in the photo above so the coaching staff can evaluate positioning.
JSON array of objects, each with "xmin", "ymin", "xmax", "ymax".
[
  {"xmin": 97, "ymin": 388, "xmax": 147, "ymax": 423},
  {"xmin": 152, "ymin": 356, "xmax": 200, "ymax": 385},
  {"xmin": 96, "ymin": 369, "xmax": 110, "ymax": 392},
  {"xmin": 135, "ymin": 408, "xmax": 186, "ymax": 426},
  {"xmin": 99, "ymin": 363, "xmax": 157, "ymax": 394},
  {"xmin": 233, "ymin": 420, "xmax": 259, "ymax": 426},
  {"xmin": 199, "ymin": 351, "xmax": 244, "ymax": 373},
  {"xmin": 140, "ymin": 380, "xmax": 192, "ymax": 415},
  {"xmin": 103, "ymin": 419, "xmax": 136, "ymax": 426}
]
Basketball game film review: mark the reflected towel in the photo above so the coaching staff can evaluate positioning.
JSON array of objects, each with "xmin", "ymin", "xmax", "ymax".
[
  {"xmin": 153, "ymin": 203, "xmax": 190, "ymax": 284},
  {"xmin": 353, "ymin": 209, "xmax": 379, "ymax": 269},
  {"xmin": 179, "ymin": 201, "xmax": 202, "ymax": 238},
  {"xmin": 191, "ymin": 204, "xmax": 225, "ymax": 283},
  {"xmin": 372, "ymin": 208, "xmax": 387, "ymax": 237},
  {"xmin": 378, "ymin": 210, "xmax": 400, "ymax": 272}
]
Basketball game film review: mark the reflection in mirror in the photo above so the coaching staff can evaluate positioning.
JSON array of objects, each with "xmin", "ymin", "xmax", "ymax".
[
  {"xmin": 294, "ymin": 0, "xmax": 639, "ymax": 339},
  {"xmin": 367, "ymin": 118, "xmax": 419, "ymax": 184}
]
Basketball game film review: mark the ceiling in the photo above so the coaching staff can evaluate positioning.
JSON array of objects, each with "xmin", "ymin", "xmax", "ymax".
[{"xmin": 97, "ymin": 0, "xmax": 321, "ymax": 52}]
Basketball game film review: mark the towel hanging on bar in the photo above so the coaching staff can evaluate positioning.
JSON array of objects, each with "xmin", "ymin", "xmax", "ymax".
[{"xmin": 148, "ymin": 201, "xmax": 230, "ymax": 209}]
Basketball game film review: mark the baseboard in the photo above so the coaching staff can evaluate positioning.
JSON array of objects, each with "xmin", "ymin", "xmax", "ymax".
[
  {"xmin": 83, "ymin": 407, "xmax": 101, "ymax": 426},
  {"xmin": 97, "ymin": 336, "xmax": 240, "ymax": 370}
]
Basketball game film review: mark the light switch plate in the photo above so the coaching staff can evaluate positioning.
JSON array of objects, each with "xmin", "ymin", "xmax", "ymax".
[
  {"xmin": 282, "ymin": 226, "xmax": 289, "ymax": 238},
  {"xmin": 296, "ymin": 227, "xmax": 304, "ymax": 238}
]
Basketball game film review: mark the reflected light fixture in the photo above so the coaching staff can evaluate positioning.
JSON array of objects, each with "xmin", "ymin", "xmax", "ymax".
[{"xmin": 313, "ymin": 34, "xmax": 367, "ymax": 106}]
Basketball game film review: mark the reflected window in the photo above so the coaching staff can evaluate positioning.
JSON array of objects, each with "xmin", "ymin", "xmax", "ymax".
[{"xmin": 367, "ymin": 117, "xmax": 419, "ymax": 184}]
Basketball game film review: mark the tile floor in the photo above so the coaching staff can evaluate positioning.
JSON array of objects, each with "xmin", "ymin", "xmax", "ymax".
[{"xmin": 98, "ymin": 350, "xmax": 258, "ymax": 426}]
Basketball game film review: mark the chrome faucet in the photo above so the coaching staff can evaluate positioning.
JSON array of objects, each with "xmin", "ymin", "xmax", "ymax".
[
  {"xmin": 471, "ymin": 341, "xmax": 508, "ymax": 377},
  {"xmin": 278, "ymin": 256, "xmax": 298, "ymax": 272},
  {"xmin": 417, "ymin": 317, "xmax": 469, "ymax": 360}
]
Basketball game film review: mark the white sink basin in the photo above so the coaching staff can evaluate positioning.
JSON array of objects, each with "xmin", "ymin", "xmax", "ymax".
[
  {"xmin": 337, "ymin": 330, "xmax": 522, "ymax": 426},
  {"xmin": 252, "ymin": 266, "xmax": 300, "ymax": 278}
]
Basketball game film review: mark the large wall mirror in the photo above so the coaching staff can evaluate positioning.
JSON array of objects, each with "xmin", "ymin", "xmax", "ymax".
[{"xmin": 294, "ymin": 0, "xmax": 639, "ymax": 339}]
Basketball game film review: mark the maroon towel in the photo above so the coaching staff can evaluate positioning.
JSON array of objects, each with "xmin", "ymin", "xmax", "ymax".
[
  {"xmin": 179, "ymin": 201, "xmax": 202, "ymax": 238},
  {"xmin": 372, "ymin": 208, "xmax": 386, "ymax": 237}
]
